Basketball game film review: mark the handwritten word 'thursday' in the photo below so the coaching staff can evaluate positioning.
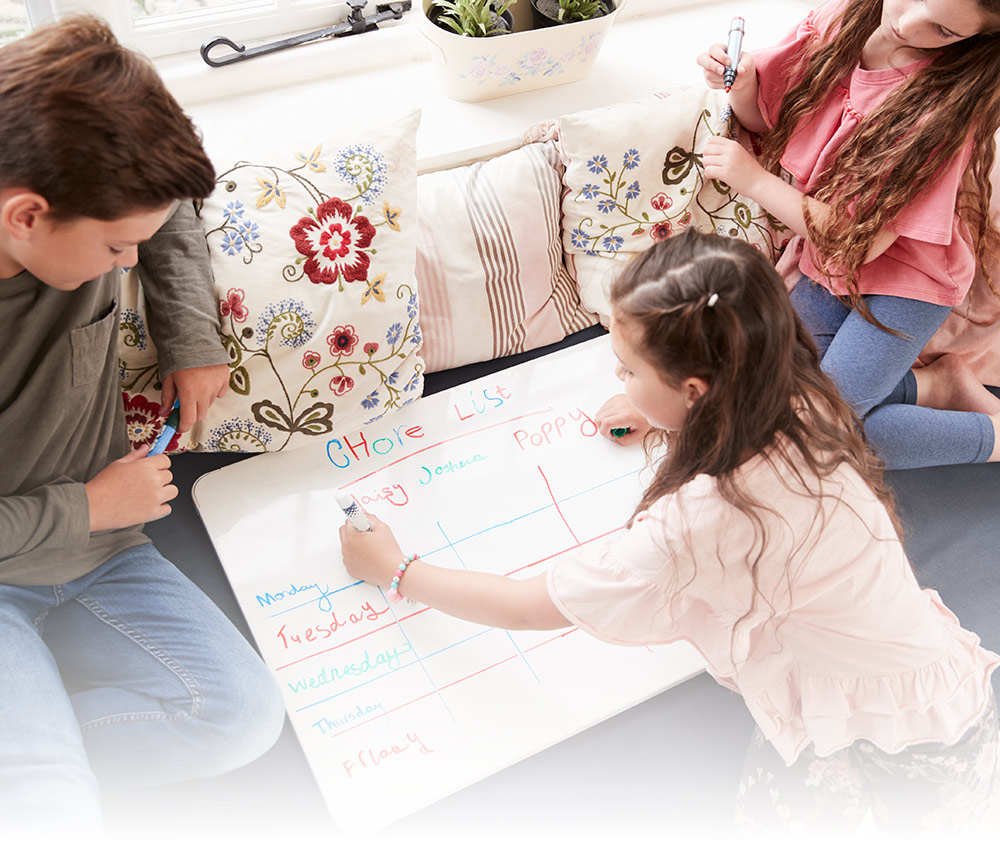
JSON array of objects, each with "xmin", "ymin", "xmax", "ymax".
[
  {"xmin": 311, "ymin": 702, "xmax": 383, "ymax": 735},
  {"xmin": 342, "ymin": 731, "xmax": 434, "ymax": 779},
  {"xmin": 326, "ymin": 423, "xmax": 425, "ymax": 471},
  {"xmin": 276, "ymin": 601, "xmax": 389, "ymax": 650},
  {"xmin": 513, "ymin": 408, "xmax": 599, "ymax": 451},
  {"xmin": 287, "ymin": 644, "xmax": 413, "ymax": 693},
  {"xmin": 452, "ymin": 384, "xmax": 511, "ymax": 422}
]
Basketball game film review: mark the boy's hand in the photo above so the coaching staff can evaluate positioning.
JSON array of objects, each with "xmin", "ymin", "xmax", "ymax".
[
  {"xmin": 85, "ymin": 446, "xmax": 177, "ymax": 532},
  {"xmin": 596, "ymin": 394, "xmax": 650, "ymax": 446},
  {"xmin": 697, "ymin": 43, "xmax": 756, "ymax": 95},
  {"xmin": 339, "ymin": 514, "xmax": 405, "ymax": 587},
  {"xmin": 703, "ymin": 136, "xmax": 766, "ymax": 198},
  {"xmin": 159, "ymin": 364, "xmax": 230, "ymax": 434}
]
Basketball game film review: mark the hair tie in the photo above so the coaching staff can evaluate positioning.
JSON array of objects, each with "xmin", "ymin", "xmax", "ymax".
[{"xmin": 706, "ymin": 292, "xmax": 719, "ymax": 308}]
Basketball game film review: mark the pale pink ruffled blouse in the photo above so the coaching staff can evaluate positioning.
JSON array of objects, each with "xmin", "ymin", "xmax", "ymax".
[
  {"xmin": 752, "ymin": 0, "xmax": 976, "ymax": 307},
  {"xmin": 546, "ymin": 449, "xmax": 998, "ymax": 765}
]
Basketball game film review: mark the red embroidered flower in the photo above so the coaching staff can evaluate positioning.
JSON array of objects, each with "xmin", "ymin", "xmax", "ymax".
[
  {"xmin": 650, "ymin": 193, "xmax": 672, "ymax": 212},
  {"xmin": 302, "ymin": 350, "xmax": 321, "ymax": 369},
  {"xmin": 290, "ymin": 198, "xmax": 376, "ymax": 286},
  {"xmin": 679, "ymin": 211, "xmax": 692, "ymax": 226},
  {"xmin": 219, "ymin": 288, "xmax": 249, "ymax": 322},
  {"xmin": 329, "ymin": 375, "xmax": 355, "ymax": 396},
  {"xmin": 363, "ymin": 342, "xmax": 378, "ymax": 356},
  {"xmin": 650, "ymin": 221, "xmax": 673, "ymax": 242},
  {"xmin": 327, "ymin": 325, "xmax": 359, "ymax": 357},
  {"xmin": 122, "ymin": 393, "xmax": 181, "ymax": 453}
]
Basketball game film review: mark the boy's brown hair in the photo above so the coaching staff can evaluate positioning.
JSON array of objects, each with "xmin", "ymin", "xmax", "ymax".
[{"xmin": 0, "ymin": 15, "xmax": 216, "ymax": 221}]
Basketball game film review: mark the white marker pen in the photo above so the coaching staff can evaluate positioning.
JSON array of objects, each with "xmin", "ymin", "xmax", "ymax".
[{"xmin": 335, "ymin": 491, "xmax": 373, "ymax": 532}]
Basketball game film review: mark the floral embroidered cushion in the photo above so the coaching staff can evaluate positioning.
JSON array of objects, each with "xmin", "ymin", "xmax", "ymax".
[
  {"xmin": 416, "ymin": 141, "xmax": 597, "ymax": 373},
  {"xmin": 119, "ymin": 110, "xmax": 423, "ymax": 452},
  {"xmin": 557, "ymin": 88, "xmax": 790, "ymax": 323}
]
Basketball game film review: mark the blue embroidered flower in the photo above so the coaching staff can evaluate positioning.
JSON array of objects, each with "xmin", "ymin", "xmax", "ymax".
[
  {"xmin": 333, "ymin": 144, "xmax": 388, "ymax": 204},
  {"xmin": 224, "ymin": 201, "xmax": 245, "ymax": 220},
  {"xmin": 220, "ymin": 231, "xmax": 244, "ymax": 256},
  {"xmin": 581, "ymin": 183, "xmax": 600, "ymax": 199},
  {"xmin": 204, "ymin": 417, "xmax": 272, "ymax": 452},
  {"xmin": 256, "ymin": 299, "xmax": 317, "ymax": 349},
  {"xmin": 587, "ymin": 155, "xmax": 608, "ymax": 174},
  {"xmin": 411, "ymin": 322, "xmax": 422, "ymax": 347},
  {"xmin": 597, "ymin": 199, "xmax": 616, "ymax": 214},
  {"xmin": 388, "ymin": 371, "xmax": 400, "ymax": 386},
  {"xmin": 361, "ymin": 390, "xmax": 380, "ymax": 410},
  {"xmin": 404, "ymin": 372, "xmax": 421, "ymax": 393},
  {"xmin": 119, "ymin": 308, "xmax": 147, "ymax": 351},
  {"xmin": 625, "ymin": 181, "xmax": 641, "ymax": 200},
  {"xmin": 570, "ymin": 226, "xmax": 591, "ymax": 249},
  {"xmin": 622, "ymin": 148, "xmax": 640, "ymax": 170},
  {"xmin": 602, "ymin": 235, "xmax": 624, "ymax": 252},
  {"xmin": 406, "ymin": 293, "xmax": 418, "ymax": 320},
  {"xmin": 386, "ymin": 322, "xmax": 403, "ymax": 345},
  {"xmin": 238, "ymin": 220, "xmax": 260, "ymax": 245}
]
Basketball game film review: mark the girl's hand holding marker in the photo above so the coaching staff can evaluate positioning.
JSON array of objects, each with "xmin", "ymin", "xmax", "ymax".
[{"xmin": 697, "ymin": 19, "xmax": 755, "ymax": 96}]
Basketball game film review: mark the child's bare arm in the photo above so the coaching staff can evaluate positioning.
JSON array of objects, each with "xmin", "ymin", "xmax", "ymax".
[
  {"xmin": 340, "ymin": 515, "xmax": 571, "ymax": 631},
  {"xmin": 84, "ymin": 447, "xmax": 178, "ymax": 531}
]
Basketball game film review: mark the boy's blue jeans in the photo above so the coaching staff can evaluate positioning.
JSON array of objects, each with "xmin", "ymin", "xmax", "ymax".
[
  {"xmin": 0, "ymin": 543, "xmax": 285, "ymax": 832},
  {"xmin": 790, "ymin": 277, "xmax": 995, "ymax": 469}
]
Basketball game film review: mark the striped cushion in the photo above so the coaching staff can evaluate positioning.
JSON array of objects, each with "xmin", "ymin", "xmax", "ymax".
[{"xmin": 416, "ymin": 142, "xmax": 597, "ymax": 373}]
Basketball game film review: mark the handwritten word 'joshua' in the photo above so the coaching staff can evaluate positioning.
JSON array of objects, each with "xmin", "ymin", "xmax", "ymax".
[
  {"xmin": 358, "ymin": 484, "xmax": 409, "ymax": 508},
  {"xmin": 326, "ymin": 424, "xmax": 425, "ymax": 470},
  {"xmin": 287, "ymin": 644, "xmax": 412, "ymax": 693},
  {"xmin": 453, "ymin": 385, "xmax": 511, "ymax": 422},
  {"xmin": 513, "ymin": 408, "xmax": 599, "ymax": 451},
  {"xmin": 342, "ymin": 731, "xmax": 434, "ymax": 778},
  {"xmin": 276, "ymin": 601, "xmax": 389, "ymax": 650},
  {"xmin": 311, "ymin": 702, "xmax": 383, "ymax": 735},
  {"xmin": 256, "ymin": 582, "xmax": 336, "ymax": 614},
  {"xmin": 418, "ymin": 454, "xmax": 488, "ymax": 485}
]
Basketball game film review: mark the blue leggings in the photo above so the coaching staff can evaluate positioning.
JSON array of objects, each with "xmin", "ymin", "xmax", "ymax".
[{"xmin": 790, "ymin": 277, "xmax": 995, "ymax": 470}]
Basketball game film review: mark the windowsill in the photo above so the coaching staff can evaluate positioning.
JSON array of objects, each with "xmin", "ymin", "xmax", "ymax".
[
  {"xmin": 158, "ymin": 0, "xmax": 711, "ymax": 107},
  {"xmin": 178, "ymin": 0, "xmax": 813, "ymax": 171}
]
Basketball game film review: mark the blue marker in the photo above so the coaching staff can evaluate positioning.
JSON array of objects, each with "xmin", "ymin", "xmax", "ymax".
[{"xmin": 149, "ymin": 400, "xmax": 180, "ymax": 456}]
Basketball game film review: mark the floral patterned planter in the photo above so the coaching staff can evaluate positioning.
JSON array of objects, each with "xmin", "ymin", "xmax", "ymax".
[{"xmin": 417, "ymin": 0, "xmax": 624, "ymax": 102}]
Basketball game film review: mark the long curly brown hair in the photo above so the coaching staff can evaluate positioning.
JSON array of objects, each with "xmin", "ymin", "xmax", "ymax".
[
  {"xmin": 759, "ymin": 0, "xmax": 1000, "ymax": 329},
  {"xmin": 613, "ymin": 231, "xmax": 901, "ymax": 647}
]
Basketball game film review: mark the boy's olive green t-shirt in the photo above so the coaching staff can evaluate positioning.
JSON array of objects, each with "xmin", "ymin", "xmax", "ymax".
[{"xmin": 0, "ymin": 202, "xmax": 227, "ymax": 585}]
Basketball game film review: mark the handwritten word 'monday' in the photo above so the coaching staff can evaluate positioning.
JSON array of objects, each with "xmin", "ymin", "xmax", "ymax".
[{"xmin": 256, "ymin": 582, "xmax": 336, "ymax": 614}]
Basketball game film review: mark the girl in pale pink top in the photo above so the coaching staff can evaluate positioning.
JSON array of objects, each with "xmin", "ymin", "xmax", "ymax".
[
  {"xmin": 697, "ymin": 0, "xmax": 1000, "ymax": 469},
  {"xmin": 341, "ymin": 230, "xmax": 999, "ymax": 832}
]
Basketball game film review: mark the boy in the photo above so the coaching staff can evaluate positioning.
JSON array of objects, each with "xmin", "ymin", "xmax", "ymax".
[{"xmin": 0, "ymin": 16, "xmax": 284, "ymax": 832}]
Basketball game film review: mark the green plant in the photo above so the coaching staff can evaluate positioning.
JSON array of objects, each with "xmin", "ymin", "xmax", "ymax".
[
  {"xmin": 433, "ymin": 0, "xmax": 515, "ymax": 37},
  {"xmin": 557, "ymin": 0, "xmax": 605, "ymax": 22}
]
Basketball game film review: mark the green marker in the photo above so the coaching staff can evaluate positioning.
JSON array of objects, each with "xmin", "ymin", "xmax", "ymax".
[{"xmin": 611, "ymin": 427, "xmax": 631, "ymax": 438}]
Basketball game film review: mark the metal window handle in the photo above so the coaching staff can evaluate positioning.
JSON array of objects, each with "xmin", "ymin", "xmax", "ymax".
[{"xmin": 200, "ymin": 1, "xmax": 412, "ymax": 67}]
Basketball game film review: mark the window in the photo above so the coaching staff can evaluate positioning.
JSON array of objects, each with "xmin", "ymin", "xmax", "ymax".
[{"xmin": 34, "ymin": 0, "xmax": 364, "ymax": 59}]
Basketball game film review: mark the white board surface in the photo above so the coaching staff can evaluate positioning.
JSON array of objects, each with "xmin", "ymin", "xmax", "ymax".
[{"xmin": 193, "ymin": 335, "xmax": 706, "ymax": 835}]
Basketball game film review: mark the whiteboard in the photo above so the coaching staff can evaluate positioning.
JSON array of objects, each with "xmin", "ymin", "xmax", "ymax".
[{"xmin": 193, "ymin": 335, "xmax": 706, "ymax": 835}]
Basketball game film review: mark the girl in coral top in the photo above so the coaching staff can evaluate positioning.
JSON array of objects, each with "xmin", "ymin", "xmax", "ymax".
[
  {"xmin": 697, "ymin": 0, "xmax": 1000, "ymax": 469},
  {"xmin": 341, "ymin": 231, "xmax": 999, "ymax": 832}
]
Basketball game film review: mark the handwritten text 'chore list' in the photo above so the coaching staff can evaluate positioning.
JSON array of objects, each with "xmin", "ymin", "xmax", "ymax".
[{"xmin": 194, "ymin": 336, "xmax": 706, "ymax": 835}]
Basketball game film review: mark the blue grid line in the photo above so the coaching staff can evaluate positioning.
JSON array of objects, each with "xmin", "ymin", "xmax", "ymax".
[
  {"xmin": 294, "ymin": 625, "xmax": 495, "ymax": 713},
  {"xmin": 436, "ymin": 521, "xmax": 541, "ymax": 684}
]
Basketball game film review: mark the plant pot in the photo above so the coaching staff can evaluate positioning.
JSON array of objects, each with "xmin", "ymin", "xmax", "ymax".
[
  {"xmin": 529, "ymin": 0, "xmax": 611, "ymax": 30},
  {"xmin": 428, "ymin": 4, "xmax": 515, "ymax": 38},
  {"xmin": 417, "ymin": 0, "xmax": 625, "ymax": 102}
]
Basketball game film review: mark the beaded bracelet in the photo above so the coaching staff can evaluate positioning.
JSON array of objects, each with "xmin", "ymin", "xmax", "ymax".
[{"xmin": 388, "ymin": 553, "xmax": 418, "ymax": 603}]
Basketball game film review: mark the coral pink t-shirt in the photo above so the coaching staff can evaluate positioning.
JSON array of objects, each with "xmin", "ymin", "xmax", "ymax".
[
  {"xmin": 753, "ymin": 0, "xmax": 976, "ymax": 306},
  {"xmin": 546, "ymin": 448, "xmax": 998, "ymax": 765}
]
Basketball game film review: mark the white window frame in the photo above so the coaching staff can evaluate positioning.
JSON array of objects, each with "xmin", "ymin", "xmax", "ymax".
[{"xmin": 28, "ymin": 0, "xmax": 368, "ymax": 59}]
